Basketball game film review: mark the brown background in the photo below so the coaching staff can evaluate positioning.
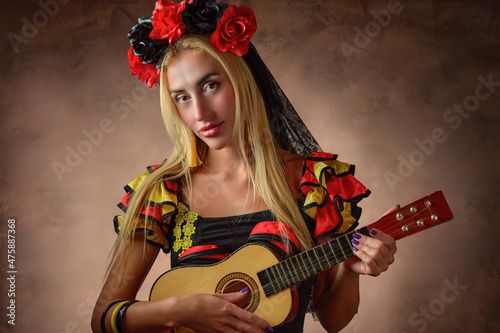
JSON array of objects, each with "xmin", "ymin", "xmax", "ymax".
[{"xmin": 1, "ymin": 0, "xmax": 499, "ymax": 332}]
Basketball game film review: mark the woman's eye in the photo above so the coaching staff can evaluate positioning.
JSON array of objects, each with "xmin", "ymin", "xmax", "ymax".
[
  {"xmin": 175, "ymin": 95, "xmax": 189, "ymax": 104},
  {"xmin": 205, "ymin": 82, "xmax": 219, "ymax": 92}
]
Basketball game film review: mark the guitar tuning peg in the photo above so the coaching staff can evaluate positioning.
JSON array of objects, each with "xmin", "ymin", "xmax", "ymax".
[
  {"xmin": 396, "ymin": 212, "xmax": 404, "ymax": 221},
  {"xmin": 425, "ymin": 200, "xmax": 432, "ymax": 207}
]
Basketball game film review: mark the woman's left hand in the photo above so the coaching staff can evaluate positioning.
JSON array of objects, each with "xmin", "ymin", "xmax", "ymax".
[
  {"xmin": 343, "ymin": 228, "xmax": 397, "ymax": 276},
  {"xmin": 343, "ymin": 205, "xmax": 398, "ymax": 276}
]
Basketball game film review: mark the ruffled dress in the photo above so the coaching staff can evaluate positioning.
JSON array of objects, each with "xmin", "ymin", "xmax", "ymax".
[{"xmin": 113, "ymin": 152, "xmax": 370, "ymax": 332}]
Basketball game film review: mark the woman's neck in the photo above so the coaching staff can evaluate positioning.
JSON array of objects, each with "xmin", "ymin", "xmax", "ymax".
[{"xmin": 202, "ymin": 147, "xmax": 248, "ymax": 178}]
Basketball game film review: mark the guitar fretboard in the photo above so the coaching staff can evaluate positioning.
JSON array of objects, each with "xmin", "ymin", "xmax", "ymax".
[{"xmin": 257, "ymin": 227, "xmax": 371, "ymax": 297}]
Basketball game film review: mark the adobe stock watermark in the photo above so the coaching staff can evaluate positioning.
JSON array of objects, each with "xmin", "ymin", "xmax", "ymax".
[
  {"xmin": 58, "ymin": 273, "xmax": 136, "ymax": 333},
  {"xmin": 340, "ymin": 0, "xmax": 404, "ymax": 63},
  {"xmin": 52, "ymin": 84, "xmax": 151, "ymax": 182},
  {"xmin": 400, "ymin": 277, "xmax": 467, "ymax": 333},
  {"xmin": 385, "ymin": 72, "xmax": 499, "ymax": 192},
  {"xmin": 7, "ymin": 0, "xmax": 71, "ymax": 54}
]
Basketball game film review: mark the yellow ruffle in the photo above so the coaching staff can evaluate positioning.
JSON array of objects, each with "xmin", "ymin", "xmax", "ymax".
[
  {"xmin": 302, "ymin": 158, "xmax": 352, "ymax": 220},
  {"xmin": 114, "ymin": 167, "xmax": 179, "ymax": 252}
]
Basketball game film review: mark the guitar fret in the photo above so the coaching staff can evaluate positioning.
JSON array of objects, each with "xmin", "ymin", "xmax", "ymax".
[
  {"xmin": 345, "ymin": 234, "xmax": 354, "ymax": 253},
  {"xmin": 294, "ymin": 255, "xmax": 309, "ymax": 280},
  {"xmin": 269, "ymin": 266, "xmax": 282, "ymax": 292},
  {"xmin": 264, "ymin": 269, "xmax": 277, "ymax": 295},
  {"xmin": 330, "ymin": 239, "xmax": 346, "ymax": 261},
  {"xmin": 272, "ymin": 265, "xmax": 286, "ymax": 291},
  {"xmin": 322, "ymin": 242, "xmax": 338, "ymax": 266},
  {"xmin": 291, "ymin": 256, "xmax": 305, "ymax": 281},
  {"xmin": 284, "ymin": 259, "xmax": 299, "ymax": 284},
  {"xmin": 327, "ymin": 241, "xmax": 339, "ymax": 263},
  {"xmin": 300, "ymin": 252, "xmax": 314, "ymax": 278},
  {"xmin": 320, "ymin": 243, "xmax": 333, "ymax": 267},
  {"xmin": 276, "ymin": 262, "xmax": 292, "ymax": 288},
  {"xmin": 306, "ymin": 250, "xmax": 318, "ymax": 275},
  {"xmin": 297, "ymin": 253, "xmax": 305, "ymax": 278},
  {"xmin": 313, "ymin": 247, "xmax": 325, "ymax": 271},
  {"xmin": 338, "ymin": 239, "xmax": 347, "ymax": 259},
  {"xmin": 338, "ymin": 234, "xmax": 355, "ymax": 260}
]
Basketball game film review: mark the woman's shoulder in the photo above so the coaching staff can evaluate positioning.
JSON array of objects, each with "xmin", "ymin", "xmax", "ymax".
[
  {"xmin": 279, "ymin": 150, "xmax": 356, "ymax": 191},
  {"xmin": 278, "ymin": 149, "xmax": 306, "ymax": 193},
  {"xmin": 279, "ymin": 149, "xmax": 306, "ymax": 168}
]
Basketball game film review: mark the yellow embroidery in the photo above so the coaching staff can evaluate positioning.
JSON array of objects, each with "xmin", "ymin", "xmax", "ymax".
[{"xmin": 172, "ymin": 202, "xmax": 198, "ymax": 254}]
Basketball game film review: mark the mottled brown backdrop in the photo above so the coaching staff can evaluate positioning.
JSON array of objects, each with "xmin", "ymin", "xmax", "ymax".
[{"xmin": 1, "ymin": 0, "xmax": 499, "ymax": 332}]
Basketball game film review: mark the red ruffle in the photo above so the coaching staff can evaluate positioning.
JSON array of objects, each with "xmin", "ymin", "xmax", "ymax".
[
  {"xmin": 299, "ymin": 152, "xmax": 370, "ymax": 241},
  {"xmin": 249, "ymin": 221, "xmax": 299, "ymax": 258}
]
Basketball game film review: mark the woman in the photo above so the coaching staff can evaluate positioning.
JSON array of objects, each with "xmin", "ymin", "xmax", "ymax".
[{"xmin": 92, "ymin": 1, "xmax": 397, "ymax": 332}]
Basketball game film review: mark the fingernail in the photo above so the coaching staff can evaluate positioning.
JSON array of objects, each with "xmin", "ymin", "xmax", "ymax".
[
  {"xmin": 352, "ymin": 239, "xmax": 359, "ymax": 246},
  {"xmin": 353, "ymin": 245, "xmax": 358, "ymax": 252},
  {"xmin": 353, "ymin": 233, "xmax": 361, "ymax": 240},
  {"xmin": 370, "ymin": 229, "xmax": 377, "ymax": 236},
  {"xmin": 266, "ymin": 326, "xmax": 274, "ymax": 332},
  {"xmin": 240, "ymin": 287, "xmax": 249, "ymax": 293}
]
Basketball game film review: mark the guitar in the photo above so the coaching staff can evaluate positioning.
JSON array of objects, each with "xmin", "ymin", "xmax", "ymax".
[{"xmin": 149, "ymin": 190, "xmax": 453, "ymax": 332}]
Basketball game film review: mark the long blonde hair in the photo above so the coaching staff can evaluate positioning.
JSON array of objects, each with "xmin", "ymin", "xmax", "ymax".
[{"xmin": 111, "ymin": 35, "xmax": 313, "ymax": 270}]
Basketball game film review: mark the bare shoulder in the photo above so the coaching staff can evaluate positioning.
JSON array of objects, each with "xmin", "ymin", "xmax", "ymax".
[
  {"xmin": 278, "ymin": 149, "xmax": 306, "ymax": 192},
  {"xmin": 279, "ymin": 148, "xmax": 306, "ymax": 168}
]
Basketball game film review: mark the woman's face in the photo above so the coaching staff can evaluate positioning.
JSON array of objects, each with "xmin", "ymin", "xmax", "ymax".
[{"xmin": 167, "ymin": 50, "xmax": 236, "ymax": 151}]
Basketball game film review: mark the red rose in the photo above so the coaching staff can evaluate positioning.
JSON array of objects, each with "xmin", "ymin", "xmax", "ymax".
[
  {"xmin": 210, "ymin": 5, "xmax": 257, "ymax": 56},
  {"xmin": 150, "ymin": 0, "xmax": 186, "ymax": 44},
  {"xmin": 128, "ymin": 46, "xmax": 161, "ymax": 88}
]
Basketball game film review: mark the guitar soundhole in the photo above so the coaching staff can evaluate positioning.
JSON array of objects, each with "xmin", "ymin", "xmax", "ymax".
[{"xmin": 215, "ymin": 273, "xmax": 260, "ymax": 313}]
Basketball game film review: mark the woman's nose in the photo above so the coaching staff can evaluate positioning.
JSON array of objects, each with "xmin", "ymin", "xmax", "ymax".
[{"xmin": 193, "ymin": 96, "xmax": 210, "ymax": 121}]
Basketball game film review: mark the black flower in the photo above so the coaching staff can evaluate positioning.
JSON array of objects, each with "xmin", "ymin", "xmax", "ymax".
[
  {"xmin": 128, "ymin": 17, "xmax": 165, "ymax": 64},
  {"xmin": 182, "ymin": 0, "xmax": 228, "ymax": 34}
]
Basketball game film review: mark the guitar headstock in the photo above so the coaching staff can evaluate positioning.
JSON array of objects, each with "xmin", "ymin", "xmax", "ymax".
[{"xmin": 368, "ymin": 190, "xmax": 454, "ymax": 241}]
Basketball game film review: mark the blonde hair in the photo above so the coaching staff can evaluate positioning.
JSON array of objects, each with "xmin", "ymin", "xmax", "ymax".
[{"xmin": 111, "ymin": 35, "xmax": 313, "ymax": 272}]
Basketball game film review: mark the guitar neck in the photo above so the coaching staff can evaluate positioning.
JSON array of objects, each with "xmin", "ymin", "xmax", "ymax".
[{"xmin": 257, "ymin": 190, "xmax": 453, "ymax": 297}]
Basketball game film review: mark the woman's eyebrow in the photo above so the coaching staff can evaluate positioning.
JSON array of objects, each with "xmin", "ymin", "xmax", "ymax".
[
  {"xmin": 170, "ymin": 72, "xmax": 221, "ymax": 94},
  {"xmin": 196, "ymin": 72, "xmax": 220, "ymax": 86}
]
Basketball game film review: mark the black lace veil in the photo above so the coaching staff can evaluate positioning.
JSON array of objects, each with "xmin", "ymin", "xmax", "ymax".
[{"xmin": 243, "ymin": 43, "xmax": 322, "ymax": 157}]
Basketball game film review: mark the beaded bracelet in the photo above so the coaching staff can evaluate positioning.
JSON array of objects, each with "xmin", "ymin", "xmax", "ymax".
[
  {"xmin": 100, "ymin": 300, "xmax": 124, "ymax": 333},
  {"xmin": 116, "ymin": 300, "xmax": 138, "ymax": 333}
]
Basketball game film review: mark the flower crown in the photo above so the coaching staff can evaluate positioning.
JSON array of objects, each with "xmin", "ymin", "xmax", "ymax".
[{"xmin": 127, "ymin": 0, "xmax": 257, "ymax": 88}]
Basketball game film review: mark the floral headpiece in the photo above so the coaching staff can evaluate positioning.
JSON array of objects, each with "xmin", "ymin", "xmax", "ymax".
[{"xmin": 127, "ymin": 0, "xmax": 257, "ymax": 88}]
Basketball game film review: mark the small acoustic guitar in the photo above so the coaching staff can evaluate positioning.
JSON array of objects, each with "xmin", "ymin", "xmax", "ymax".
[{"xmin": 149, "ymin": 190, "xmax": 453, "ymax": 332}]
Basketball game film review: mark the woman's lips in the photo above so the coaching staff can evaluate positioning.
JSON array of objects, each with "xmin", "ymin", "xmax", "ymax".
[{"xmin": 199, "ymin": 122, "xmax": 223, "ymax": 138}]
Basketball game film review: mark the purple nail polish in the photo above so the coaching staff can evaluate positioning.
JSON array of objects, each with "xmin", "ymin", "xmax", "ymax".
[
  {"xmin": 266, "ymin": 326, "xmax": 274, "ymax": 332},
  {"xmin": 353, "ymin": 233, "xmax": 361, "ymax": 240},
  {"xmin": 353, "ymin": 246, "xmax": 358, "ymax": 252},
  {"xmin": 352, "ymin": 239, "xmax": 359, "ymax": 246},
  {"xmin": 370, "ymin": 229, "xmax": 377, "ymax": 236},
  {"xmin": 240, "ymin": 287, "xmax": 249, "ymax": 293}
]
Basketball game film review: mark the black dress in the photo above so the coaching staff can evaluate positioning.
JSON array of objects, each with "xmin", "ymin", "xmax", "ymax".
[{"xmin": 114, "ymin": 152, "xmax": 370, "ymax": 332}]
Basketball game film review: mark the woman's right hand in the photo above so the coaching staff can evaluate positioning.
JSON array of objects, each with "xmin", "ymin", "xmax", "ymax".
[{"xmin": 169, "ymin": 289, "xmax": 273, "ymax": 333}]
